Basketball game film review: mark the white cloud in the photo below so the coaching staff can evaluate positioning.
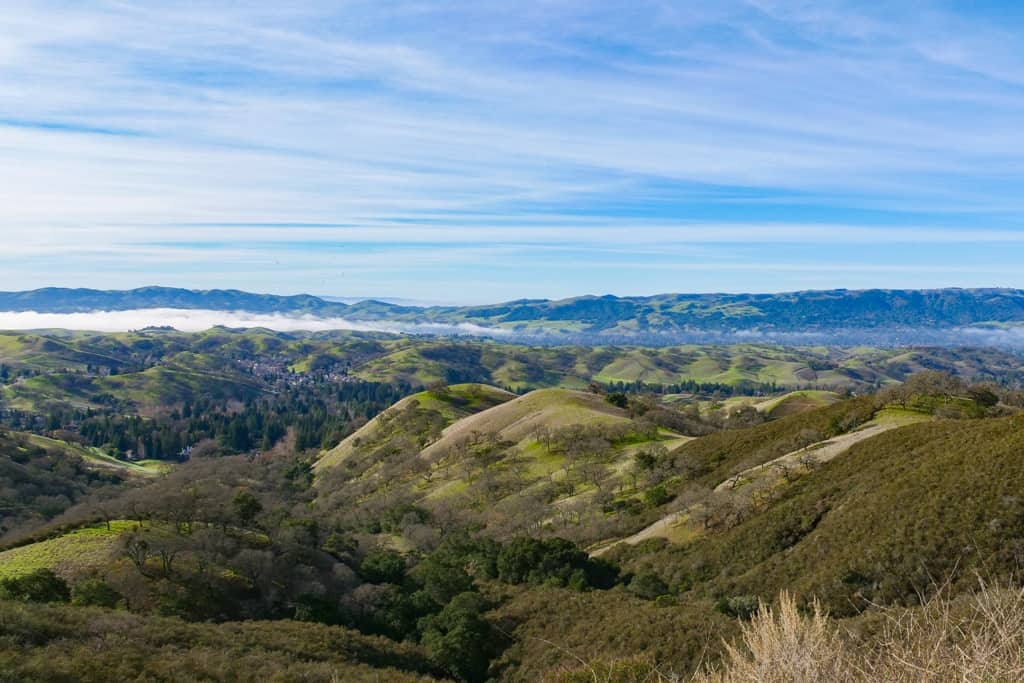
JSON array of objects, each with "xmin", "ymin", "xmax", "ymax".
[{"xmin": 2, "ymin": 1, "xmax": 1024, "ymax": 296}]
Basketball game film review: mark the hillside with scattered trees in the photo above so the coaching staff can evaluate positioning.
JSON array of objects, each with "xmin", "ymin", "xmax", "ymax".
[{"xmin": 4, "ymin": 333, "xmax": 1024, "ymax": 680}]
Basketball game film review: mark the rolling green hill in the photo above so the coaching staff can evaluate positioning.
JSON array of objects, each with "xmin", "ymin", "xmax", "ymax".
[
  {"xmin": 752, "ymin": 390, "xmax": 842, "ymax": 418},
  {"xmin": 346, "ymin": 340, "xmax": 1024, "ymax": 392},
  {"xmin": 5, "ymin": 330, "xmax": 1024, "ymax": 422},
  {"xmin": 315, "ymin": 383, "xmax": 516, "ymax": 471},
  {"xmin": 315, "ymin": 385, "xmax": 690, "ymax": 546},
  {"xmin": 23, "ymin": 434, "xmax": 168, "ymax": 476}
]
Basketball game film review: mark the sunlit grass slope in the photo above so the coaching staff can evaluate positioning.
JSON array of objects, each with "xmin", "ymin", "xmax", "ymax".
[
  {"xmin": 315, "ymin": 383, "xmax": 516, "ymax": 471},
  {"xmin": 0, "ymin": 521, "xmax": 135, "ymax": 580}
]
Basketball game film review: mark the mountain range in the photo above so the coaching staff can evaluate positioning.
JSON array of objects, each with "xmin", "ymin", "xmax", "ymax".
[{"xmin": 4, "ymin": 286, "xmax": 1024, "ymax": 346}]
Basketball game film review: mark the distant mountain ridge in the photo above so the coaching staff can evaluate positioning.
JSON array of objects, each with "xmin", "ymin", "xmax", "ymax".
[
  {"xmin": 0, "ymin": 286, "xmax": 340, "ymax": 315},
  {"xmin": 3, "ymin": 286, "xmax": 1024, "ymax": 346}
]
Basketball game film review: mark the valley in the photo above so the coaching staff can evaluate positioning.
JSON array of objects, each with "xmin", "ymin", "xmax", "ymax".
[{"xmin": 3, "ymin": 329, "xmax": 1024, "ymax": 680}]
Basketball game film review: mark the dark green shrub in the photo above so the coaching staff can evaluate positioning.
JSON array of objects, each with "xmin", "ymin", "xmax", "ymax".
[
  {"xmin": 71, "ymin": 579, "xmax": 122, "ymax": 608},
  {"xmin": 0, "ymin": 569, "xmax": 70, "ymax": 603},
  {"xmin": 643, "ymin": 484, "xmax": 672, "ymax": 508},
  {"xmin": 360, "ymin": 549, "xmax": 407, "ymax": 585},
  {"xmin": 628, "ymin": 573, "xmax": 670, "ymax": 600},
  {"xmin": 419, "ymin": 592, "xmax": 497, "ymax": 682},
  {"xmin": 496, "ymin": 537, "xmax": 619, "ymax": 589}
]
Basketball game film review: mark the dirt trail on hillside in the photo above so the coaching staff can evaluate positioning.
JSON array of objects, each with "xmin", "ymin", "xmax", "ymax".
[
  {"xmin": 591, "ymin": 510, "xmax": 687, "ymax": 556},
  {"xmin": 711, "ymin": 422, "xmax": 895, "ymax": 493},
  {"xmin": 591, "ymin": 421, "xmax": 899, "ymax": 557}
]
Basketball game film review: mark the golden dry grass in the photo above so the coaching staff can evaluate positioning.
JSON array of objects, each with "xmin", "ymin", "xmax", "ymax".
[
  {"xmin": 420, "ymin": 388, "xmax": 630, "ymax": 461},
  {"xmin": 696, "ymin": 584, "xmax": 1024, "ymax": 683}
]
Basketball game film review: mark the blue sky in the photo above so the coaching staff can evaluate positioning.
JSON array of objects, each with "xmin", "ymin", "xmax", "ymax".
[{"xmin": 3, "ymin": 1, "xmax": 1024, "ymax": 303}]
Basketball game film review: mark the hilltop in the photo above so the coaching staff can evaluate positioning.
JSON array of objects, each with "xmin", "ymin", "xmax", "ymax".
[{"xmin": 314, "ymin": 383, "xmax": 516, "ymax": 471}]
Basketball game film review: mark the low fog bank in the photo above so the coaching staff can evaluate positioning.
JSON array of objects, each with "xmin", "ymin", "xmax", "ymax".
[
  {"xmin": 1, "ymin": 309, "xmax": 1023, "ymax": 349},
  {"xmin": 0, "ymin": 308, "xmax": 505, "ymax": 337}
]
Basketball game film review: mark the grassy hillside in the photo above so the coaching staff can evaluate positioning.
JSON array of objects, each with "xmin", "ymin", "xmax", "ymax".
[
  {"xmin": 24, "ymin": 435, "xmax": 168, "ymax": 476},
  {"xmin": 0, "ymin": 521, "xmax": 134, "ymax": 580},
  {"xmin": 754, "ymin": 390, "xmax": 842, "ymax": 418},
  {"xmin": 315, "ymin": 383, "xmax": 516, "ymax": 471},
  {"xmin": 609, "ymin": 411, "xmax": 1024, "ymax": 619},
  {"xmin": 316, "ymin": 385, "xmax": 690, "ymax": 546},
  {"xmin": 0, "ymin": 430, "xmax": 135, "ymax": 540},
  {"xmin": 490, "ymin": 583, "xmax": 733, "ymax": 680},
  {"xmin": 0, "ymin": 333, "xmax": 129, "ymax": 374},
  {"xmin": 2, "ymin": 360, "xmax": 268, "ymax": 413},
  {"xmin": 421, "ymin": 388, "xmax": 633, "ymax": 454},
  {"xmin": 662, "ymin": 396, "xmax": 880, "ymax": 489}
]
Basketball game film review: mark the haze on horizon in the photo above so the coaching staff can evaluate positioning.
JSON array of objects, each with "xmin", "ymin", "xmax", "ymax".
[{"xmin": 3, "ymin": 2, "xmax": 1024, "ymax": 303}]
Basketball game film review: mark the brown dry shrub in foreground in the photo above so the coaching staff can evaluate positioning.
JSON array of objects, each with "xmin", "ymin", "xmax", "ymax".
[
  {"xmin": 549, "ymin": 583, "xmax": 1024, "ymax": 683},
  {"xmin": 697, "ymin": 583, "xmax": 1024, "ymax": 683},
  {"xmin": 696, "ymin": 591, "xmax": 852, "ymax": 683}
]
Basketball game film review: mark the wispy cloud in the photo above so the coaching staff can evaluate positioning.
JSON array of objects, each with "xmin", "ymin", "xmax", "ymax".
[{"xmin": 2, "ymin": 1, "xmax": 1024, "ymax": 299}]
